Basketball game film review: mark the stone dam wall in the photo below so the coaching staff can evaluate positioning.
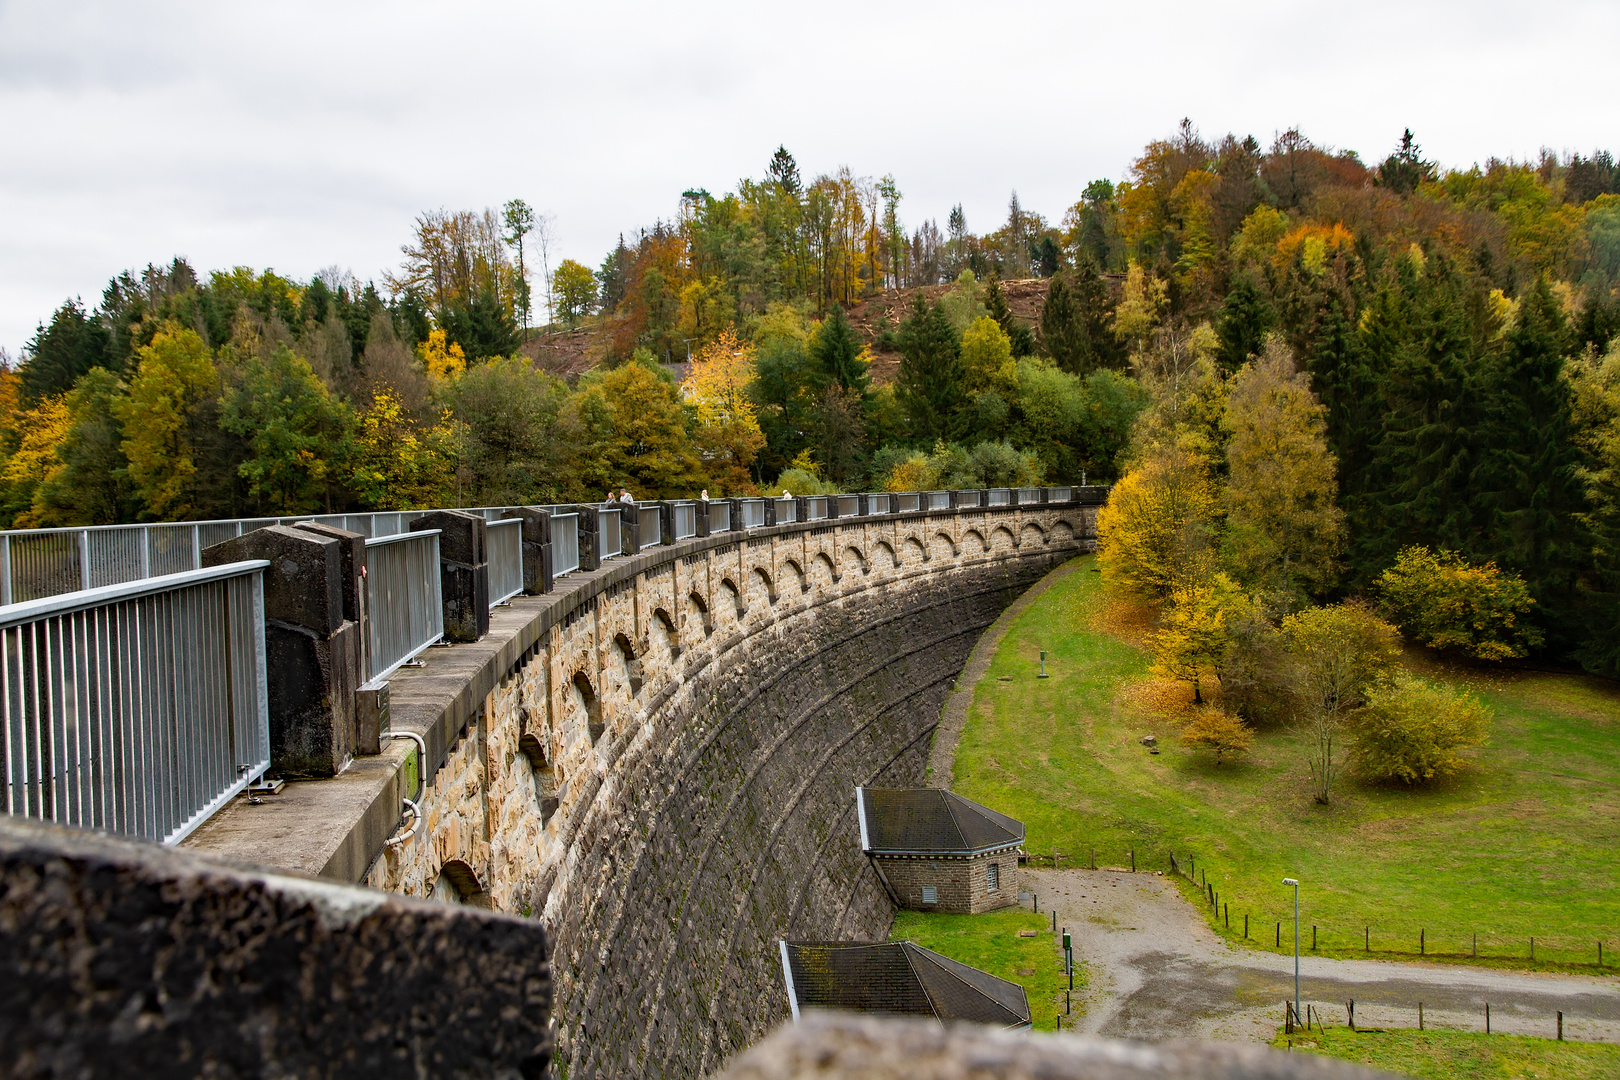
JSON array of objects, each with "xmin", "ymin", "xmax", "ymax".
[{"xmin": 186, "ymin": 500, "xmax": 1101, "ymax": 1079}]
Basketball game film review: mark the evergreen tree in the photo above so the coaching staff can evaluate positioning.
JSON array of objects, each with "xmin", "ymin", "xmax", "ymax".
[
  {"xmin": 896, "ymin": 296, "xmax": 964, "ymax": 442},
  {"xmin": 1471, "ymin": 278, "xmax": 1589, "ymax": 648},
  {"xmin": 22, "ymin": 299, "xmax": 110, "ymax": 402},
  {"xmin": 439, "ymin": 288, "xmax": 520, "ymax": 361},
  {"xmin": 1213, "ymin": 276, "xmax": 1275, "ymax": 372},
  {"xmin": 984, "ymin": 277, "xmax": 1035, "ymax": 356},
  {"xmin": 810, "ymin": 305, "xmax": 869, "ymax": 395},
  {"xmin": 1038, "ymin": 259, "xmax": 1123, "ymax": 375}
]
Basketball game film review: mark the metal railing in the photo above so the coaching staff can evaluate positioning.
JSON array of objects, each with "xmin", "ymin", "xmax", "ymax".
[
  {"xmin": 806, "ymin": 497, "xmax": 829, "ymax": 521},
  {"xmin": 987, "ymin": 489, "xmax": 1011, "ymax": 506},
  {"xmin": 487, "ymin": 519, "xmax": 523, "ymax": 607},
  {"xmin": 774, "ymin": 498, "xmax": 797, "ymax": 524},
  {"xmin": 552, "ymin": 514, "xmax": 580, "ymax": 577},
  {"xmin": 927, "ymin": 491, "xmax": 951, "ymax": 510},
  {"xmin": 865, "ymin": 493, "xmax": 893, "ymax": 514},
  {"xmin": 672, "ymin": 502, "xmax": 698, "ymax": 541},
  {"xmin": 365, "ymin": 531, "xmax": 444, "ymax": 681},
  {"xmin": 639, "ymin": 504, "xmax": 663, "ymax": 547},
  {"xmin": 1016, "ymin": 487, "xmax": 1042, "ymax": 504},
  {"xmin": 599, "ymin": 509, "xmax": 622, "ymax": 561},
  {"xmin": 707, "ymin": 501, "xmax": 731, "ymax": 533},
  {"xmin": 1047, "ymin": 486, "xmax": 1071, "ymax": 502},
  {"xmin": 836, "ymin": 495, "xmax": 860, "ymax": 518},
  {"xmin": 739, "ymin": 499, "xmax": 767, "ymax": 529},
  {"xmin": 895, "ymin": 493, "xmax": 920, "ymax": 512},
  {"xmin": 1, "ymin": 561, "xmax": 271, "ymax": 845}
]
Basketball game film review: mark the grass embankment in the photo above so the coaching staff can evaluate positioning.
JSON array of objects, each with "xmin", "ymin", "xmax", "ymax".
[
  {"xmin": 889, "ymin": 908, "xmax": 1076, "ymax": 1031},
  {"xmin": 951, "ymin": 556, "xmax": 1620, "ymax": 970},
  {"xmin": 1271, "ymin": 1026, "xmax": 1620, "ymax": 1079}
]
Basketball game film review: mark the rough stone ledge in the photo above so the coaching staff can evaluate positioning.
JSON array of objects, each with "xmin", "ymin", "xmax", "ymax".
[
  {"xmin": 715, "ymin": 1013, "xmax": 1396, "ymax": 1080},
  {"xmin": 0, "ymin": 816, "xmax": 551, "ymax": 1080}
]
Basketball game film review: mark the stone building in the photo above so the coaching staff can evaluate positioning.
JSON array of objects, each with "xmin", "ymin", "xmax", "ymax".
[
  {"xmin": 778, "ymin": 941, "xmax": 1031, "ymax": 1028},
  {"xmin": 855, "ymin": 787, "xmax": 1023, "ymax": 914}
]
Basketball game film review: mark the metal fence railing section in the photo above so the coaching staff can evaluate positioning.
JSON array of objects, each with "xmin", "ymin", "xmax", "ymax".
[
  {"xmin": 0, "ymin": 561, "xmax": 271, "ymax": 845},
  {"xmin": 365, "ymin": 531, "xmax": 444, "ymax": 681},
  {"xmin": 552, "ymin": 514, "xmax": 581, "ymax": 577},
  {"xmin": 487, "ymin": 520, "xmax": 523, "ymax": 607}
]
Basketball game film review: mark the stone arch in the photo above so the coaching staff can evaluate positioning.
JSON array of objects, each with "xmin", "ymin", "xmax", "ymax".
[
  {"xmin": 1053, "ymin": 519, "xmax": 1075, "ymax": 543},
  {"xmin": 718, "ymin": 577, "xmax": 744, "ymax": 624},
  {"xmin": 518, "ymin": 732, "xmax": 559, "ymax": 825},
  {"xmin": 1019, "ymin": 521, "xmax": 1046, "ymax": 547},
  {"xmin": 613, "ymin": 632, "xmax": 643, "ymax": 695},
  {"xmin": 749, "ymin": 566, "xmax": 775, "ymax": 606},
  {"xmin": 875, "ymin": 540, "xmax": 898, "ymax": 569},
  {"xmin": 572, "ymin": 671, "xmax": 604, "ymax": 744},
  {"xmin": 431, "ymin": 858, "xmax": 488, "ymax": 907},
  {"xmin": 844, "ymin": 545, "xmax": 868, "ymax": 575},
  {"xmin": 932, "ymin": 531, "xmax": 958, "ymax": 559},
  {"xmin": 903, "ymin": 536, "xmax": 927, "ymax": 566},
  {"xmin": 991, "ymin": 525, "xmax": 1016, "ymax": 553},
  {"xmin": 686, "ymin": 590, "xmax": 712, "ymax": 639},
  {"xmin": 812, "ymin": 552, "xmax": 837, "ymax": 588},
  {"xmin": 963, "ymin": 528, "xmax": 987, "ymax": 556},
  {"xmin": 652, "ymin": 607, "xmax": 680, "ymax": 657},
  {"xmin": 783, "ymin": 559, "xmax": 808, "ymax": 594}
]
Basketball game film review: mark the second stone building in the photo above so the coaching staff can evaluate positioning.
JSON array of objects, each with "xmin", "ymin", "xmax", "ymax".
[{"xmin": 855, "ymin": 787, "xmax": 1024, "ymax": 914}]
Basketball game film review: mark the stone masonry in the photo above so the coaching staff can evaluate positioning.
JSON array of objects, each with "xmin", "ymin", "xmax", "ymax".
[
  {"xmin": 873, "ymin": 848, "xmax": 1020, "ymax": 915},
  {"xmin": 192, "ymin": 499, "xmax": 1099, "ymax": 1080}
]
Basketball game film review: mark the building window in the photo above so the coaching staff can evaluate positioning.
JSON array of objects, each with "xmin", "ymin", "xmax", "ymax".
[
  {"xmin": 921, "ymin": 886, "xmax": 938, "ymax": 905},
  {"xmin": 987, "ymin": 863, "xmax": 999, "ymax": 891}
]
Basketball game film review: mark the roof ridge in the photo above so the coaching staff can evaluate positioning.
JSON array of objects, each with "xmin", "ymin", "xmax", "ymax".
[
  {"xmin": 896, "ymin": 942, "xmax": 942, "ymax": 1023},
  {"xmin": 903, "ymin": 944, "xmax": 1025, "ymax": 1026},
  {"xmin": 937, "ymin": 790, "xmax": 973, "ymax": 850}
]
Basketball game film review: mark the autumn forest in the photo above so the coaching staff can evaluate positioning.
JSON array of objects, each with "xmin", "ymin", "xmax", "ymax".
[{"xmin": 6, "ymin": 123, "xmax": 1620, "ymax": 673}]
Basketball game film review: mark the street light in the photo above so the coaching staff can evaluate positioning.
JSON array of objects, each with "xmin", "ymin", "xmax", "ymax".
[{"xmin": 1283, "ymin": 877, "xmax": 1300, "ymax": 1026}]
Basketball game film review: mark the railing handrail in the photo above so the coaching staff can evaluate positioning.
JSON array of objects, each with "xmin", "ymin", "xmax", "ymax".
[
  {"xmin": 0, "ymin": 560, "xmax": 271, "ymax": 629},
  {"xmin": 365, "ymin": 528, "xmax": 441, "ymax": 549}
]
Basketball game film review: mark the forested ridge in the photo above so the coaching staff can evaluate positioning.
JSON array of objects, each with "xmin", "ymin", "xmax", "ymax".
[{"xmin": 6, "ymin": 123, "xmax": 1620, "ymax": 671}]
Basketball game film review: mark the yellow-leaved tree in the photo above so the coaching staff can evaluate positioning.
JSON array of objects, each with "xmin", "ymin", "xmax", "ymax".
[
  {"xmin": 681, "ymin": 328, "xmax": 764, "ymax": 493},
  {"xmin": 349, "ymin": 388, "xmax": 458, "ymax": 510},
  {"xmin": 418, "ymin": 328, "xmax": 466, "ymax": 384},
  {"xmin": 959, "ymin": 316, "xmax": 1017, "ymax": 397},
  {"xmin": 1097, "ymin": 443, "xmax": 1217, "ymax": 599},
  {"xmin": 1150, "ymin": 572, "xmax": 1250, "ymax": 704},
  {"xmin": 1222, "ymin": 337, "xmax": 1345, "ymax": 599},
  {"xmin": 114, "ymin": 325, "xmax": 217, "ymax": 519},
  {"xmin": 0, "ymin": 394, "xmax": 72, "ymax": 526}
]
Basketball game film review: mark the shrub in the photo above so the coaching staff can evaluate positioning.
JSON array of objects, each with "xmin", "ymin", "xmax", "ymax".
[
  {"xmin": 1217, "ymin": 609, "xmax": 1299, "ymax": 726},
  {"xmin": 1350, "ymin": 674, "xmax": 1491, "ymax": 784},
  {"xmin": 1181, "ymin": 707, "xmax": 1254, "ymax": 765},
  {"xmin": 1150, "ymin": 573, "xmax": 1250, "ymax": 705},
  {"xmin": 1377, "ymin": 546, "xmax": 1542, "ymax": 660}
]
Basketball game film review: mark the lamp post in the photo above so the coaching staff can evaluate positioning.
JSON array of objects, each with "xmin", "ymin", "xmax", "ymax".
[{"xmin": 1283, "ymin": 877, "xmax": 1300, "ymax": 1025}]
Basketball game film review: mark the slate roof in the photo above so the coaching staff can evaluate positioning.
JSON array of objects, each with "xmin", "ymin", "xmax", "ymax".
[
  {"xmin": 779, "ymin": 941, "xmax": 1031, "ymax": 1028},
  {"xmin": 856, "ymin": 787, "xmax": 1024, "ymax": 854}
]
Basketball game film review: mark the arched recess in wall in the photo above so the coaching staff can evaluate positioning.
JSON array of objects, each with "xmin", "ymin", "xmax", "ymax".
[
  {"xmin": 652, "ymin": 607, "xmax": 680, "ymax": 657},
  {"xmin": 686, "ymin": 590, "xmax": 712, "ymax": 640},
  {"xmin": 431, "ymin": 858, "xmax": 491, "ymax": 909},
  {"xmin": 518, "ymin": 732, "xmax": 559, "ymax": 825},
  {"xmin": 613, "ymin": 632, "xmax": 643, "ymax": 695},
  {"xmin": 749, "ymin": 566, "xmax": 775, "ymax": 607},
  {"xmin": 845, "ymin": 545, "xmax": 868, "ymax": 575},
  {"xmin": 719, "ymin": 577, "xmax": 744, "ymax": 623},
  {"xmin": 963, "ymin": 529, "xmax": 987, "ymax": 556},
  {"xmin": 784, "ymin": 559, "xmax": 808, "ymax": 594},
  {"xmin": 904, "ymin": 536, "xmax": 928, "ymax": 565},
  {"xmin": 875, "ymin": 540, "xmax": 898, "ymax": 569},
  {"xmin": 992, "ymin": 525, "xmax": 1016, "ymax": 553},
  {"xmin": 572, "ymin": 672, "xmax": 604, "ymax": 744},
  {"xmin": 813, "ymin": 552, "xmax": 837, "ymax": 588},
  {"xmin": 933, "ymin": 531, "xmax": 958, "ymax": 559},
  {"xmin": 1052, "ymin": 519, "xmax": 1075, "ymax": 542},
  {"xmin": 1019, "ymin": 521, "xmax": 1046, "ymax": 547}
]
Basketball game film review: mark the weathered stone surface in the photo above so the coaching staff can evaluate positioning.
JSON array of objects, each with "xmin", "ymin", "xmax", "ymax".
[
  {"xmin": 503, "ymin": 507, "xmax": 554, "ymax": 594},
  {"xmin": 0, "ymin": 816, "xmax": 552, "ymax": 1080},
  {"xmin": 204, "ymin": 523, "xmax": 345, "ymax": 634},
  {"xmin": 716, "ymin": 1013, "xmax": 1396, "ymax": 1080}
]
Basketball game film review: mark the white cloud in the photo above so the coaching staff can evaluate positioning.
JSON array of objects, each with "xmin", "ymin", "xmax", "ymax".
[{"xmin": 1, "ymin": 0, "xmax": 1615, "ymax": 348}]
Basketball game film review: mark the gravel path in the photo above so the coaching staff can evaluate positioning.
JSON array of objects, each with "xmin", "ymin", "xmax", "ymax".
[{"xmin": 1023, "ymin": 867, "xmax": 1620, "ymax": 1045}]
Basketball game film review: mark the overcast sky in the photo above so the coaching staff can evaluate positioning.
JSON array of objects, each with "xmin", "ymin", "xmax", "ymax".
[{"xmin": 1, "ymin": 0, "xmax": 1615, "ymax": 352}]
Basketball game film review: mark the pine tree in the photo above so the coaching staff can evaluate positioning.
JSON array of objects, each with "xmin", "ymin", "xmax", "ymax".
[
  {"xmin": 1213, "ymin": 276, "xmax": 1275, "ymax": 372},
  {"xmin": 810, "ymin": 305, "xmax": 869, "ymax": 396},
  {"xmin": 22, "ymin": 299, "xmax": 111, "ymax": 402},
  {"xmin": 984, "ymin": 277, "xmax": 1035, "ymax": 356},
  {"xmin": 1038, "ymin": 259, "xmax": 1123, "ymax": 375},
  {"xmin": 896, "ymin": 296, "xmax": 964, "ymax": 442}
]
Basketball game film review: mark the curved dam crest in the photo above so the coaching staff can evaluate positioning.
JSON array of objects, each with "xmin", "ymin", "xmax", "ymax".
[{"xmin": 196, "ymin": 503, "xmax": 1099, "ymax": 1078}]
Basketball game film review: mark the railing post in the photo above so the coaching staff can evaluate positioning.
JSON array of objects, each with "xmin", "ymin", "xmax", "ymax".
[
  {"xmin": 501, "ymin": 507, "xmax": 553, "ymax": 594},
  {"xmin": 192, "ymin": 524, "xmax": 201, "ymax": 570},
  {"xmin": 410, "ymin": 510, "xmax": 489, "ymax": 642},
  {"xmin": 202, "ymin": 526, "xmax": 362, "ymax": 777},
  {"xmin": 291, "ymin": 521, "xmax": 369, "ymax": 732},
  {"xmin": 574, "ymin": 505, "xmax": 603, "ymax": 568},
  {"xmin": 1, "ymin": 533, "xmax": 11, "ymax": 606},
  {"xmin": 139, "ymin": 526, "xmax": 151, "ymax": 578},
  {"xmin": 78, "ymin": 529, "xmax": 90, "ymax": 591}
]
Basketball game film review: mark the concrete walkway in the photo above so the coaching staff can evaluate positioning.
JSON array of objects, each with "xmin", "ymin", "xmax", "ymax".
[{"xmin": 1024, "ymin": 867, "xmax": 1620, "ymax": 1046}]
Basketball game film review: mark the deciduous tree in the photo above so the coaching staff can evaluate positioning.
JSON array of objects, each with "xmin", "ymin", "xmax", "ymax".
[
  {"xmin": 1097, "ymin": 444, "xmax": 1217, "ymax": 599},
  {"xmin": 1350, "ymin": 674, "xmax": 1489, "ymax": 785}
]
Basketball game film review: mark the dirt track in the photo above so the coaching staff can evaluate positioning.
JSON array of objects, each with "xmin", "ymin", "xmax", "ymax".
[{"xmin": 1023, "ymin": 867, "xmax": 1620, "ymax": 1045}]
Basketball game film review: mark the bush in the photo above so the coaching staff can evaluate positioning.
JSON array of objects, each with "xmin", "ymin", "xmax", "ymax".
[
  {"xmin": 1377, "ymin": 546, "xmax": 1542, "ymax": 660},
  {"xmin": 1350, "ymin": 674, "xmax": 1491, "ymax": 784},
  {"xmin": 1181, "ymin": 706, "xmax": 1253, "ymax": 764},
  {"xmin": 773, "ymin": 466, "xmax": 839, "ymax": 496},
  {"xmin": 1217, "ymin": 609, "xmax": 1299, "ymax": 726}
]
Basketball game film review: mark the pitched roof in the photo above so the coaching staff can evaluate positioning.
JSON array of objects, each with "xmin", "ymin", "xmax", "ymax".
[
  {"xmin": 779, "ymin": 941, "xmax": 1031, "ymax": 1029},
  {"xmin": 856, "ymin": 787, "xmax": 1024, "ymax": 854}
]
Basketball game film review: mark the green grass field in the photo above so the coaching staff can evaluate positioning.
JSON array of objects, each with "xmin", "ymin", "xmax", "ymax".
[
  {"xmin": 1270, "ymin": 1025, "xmax": 1620, "ymax": 1079},
  {"xmin": 950, "ymin": 556, "xmax": 1620, "ymax": 970},
  {"xmin": 889, "ymin": 908, "xmax": 1077, "ymax": 1031}
]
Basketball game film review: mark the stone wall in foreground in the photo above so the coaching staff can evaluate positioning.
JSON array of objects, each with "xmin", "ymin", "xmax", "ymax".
[{"xmin": 361, "ymin": 503, "xmax": 1098, "ymax": 1079}]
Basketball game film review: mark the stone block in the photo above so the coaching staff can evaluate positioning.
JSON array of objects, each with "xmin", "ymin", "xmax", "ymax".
[
  {"xmin": 203, "ymin": 524, "xmax": 344, "ymax": 636},
  {"xmin": 290, "ymin": 521, "xmax": 366, "ymax": 625},
  {"xmin": 412, "ymin": 511, "xmax": 489, "ymax": 642},
  {"xmin": 0, "ymin": 816, "xmax": 552, "ymax": 1080},
  {"xmin": 265, "ymin": 617, "xmax": 362, "ymax": 776},
  {"xmin": 502, "ymin": 508, "xmax": 552, "ymax": 594}
]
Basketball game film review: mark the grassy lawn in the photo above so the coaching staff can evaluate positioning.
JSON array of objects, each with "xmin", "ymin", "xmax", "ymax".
[
  {"xmin": 1271, "ymin": 1025, "xmax": 1620, "ymax": 1079},
  {"xmin": 950, "ymin": 555, "xmax": 1620, "ymax": 970},
  {"xmin": 889, "ymin": 907, "xmax": 1077, "ymax": 1031}
]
